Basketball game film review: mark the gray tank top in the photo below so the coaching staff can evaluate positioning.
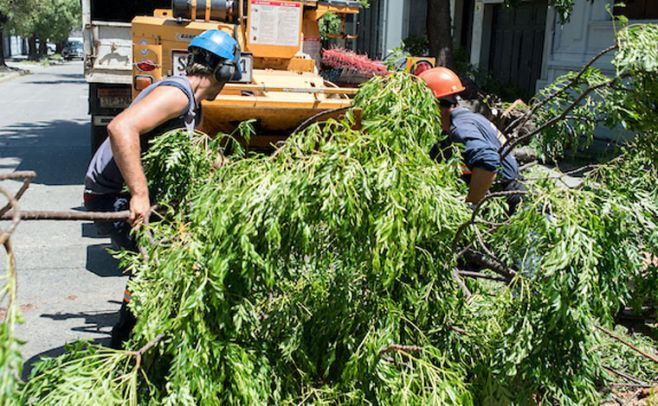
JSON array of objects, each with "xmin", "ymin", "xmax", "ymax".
[{"xmin": 85, "ymin": 76, "xmax": 199, "ymax": 194}]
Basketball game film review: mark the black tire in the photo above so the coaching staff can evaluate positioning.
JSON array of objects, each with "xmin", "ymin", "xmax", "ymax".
[{"xmin": 90, "ymin": 124, "xmax": 109, "ymax": 156}]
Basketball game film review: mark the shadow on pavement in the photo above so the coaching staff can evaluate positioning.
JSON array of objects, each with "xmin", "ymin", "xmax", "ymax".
[
  {"xmin": 23, "ymin": 301, "xmax": 120, "ymax": 378},
  {"xmin": 40, "ymin": 309, "xmax": 118, "ymax": 335},
  {"xmin": 81, "ymin": 222, "xmax": 110, "ymax": 238},
  {"xmin": 25, "ymin": 79, "xmax": 86, "ymax": 85},
  {"xmin": 24, "ymin": 72, "xmax": 86, "ymax": 85},
  {"xmin": 86, "ymin": 243, "xmax": 123, "ymax": 277},
  {"xmin": 0, "ymin": 119, "xmax": 90, "ymax": 185},
  {"xmin": 22, "ymin": 337, "xmax": 112, "ymax": 379}
]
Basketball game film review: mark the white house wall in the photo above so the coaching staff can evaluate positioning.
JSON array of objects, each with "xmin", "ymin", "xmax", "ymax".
[
  {"xmin": 382, "ymin": 0, "xmax": 407, "ymax": 55},
  {"xmin": 470, "ymin": 0, "xmax": 643, "ymax": 91},
  {"xmin": 537, "ymin": 0, "xmax": 619, "ymax": 89}
]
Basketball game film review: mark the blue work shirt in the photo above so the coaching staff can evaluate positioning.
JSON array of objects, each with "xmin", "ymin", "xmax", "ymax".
[{"xmin": 449, "ymin": 107, "xmax": 518, "ymax": 182}]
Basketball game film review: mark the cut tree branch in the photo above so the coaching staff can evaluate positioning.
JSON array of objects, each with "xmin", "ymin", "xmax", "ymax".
[
  {"xmin": 596, "ymin": 325, "xmax": 658, "ymax": 364},
  {"xmin": 462, "ymin": 248, "xmax": 517, "ymax": 280},
  {"xmin": 1, "ymin": 210, "xmax": 131, "ymax": 221},
  {"xmin": 500, "ymin": 76, "xmax": 627, "ymax": 161}
]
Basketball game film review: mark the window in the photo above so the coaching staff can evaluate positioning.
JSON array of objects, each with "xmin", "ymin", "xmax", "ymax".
[{"xmin": 614, "ymin": 0, "xmax": 658, "ymax": 19}]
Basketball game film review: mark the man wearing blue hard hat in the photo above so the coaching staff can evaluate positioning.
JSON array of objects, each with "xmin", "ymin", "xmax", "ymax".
[{"xmin": 84, "ymin": 29, "xmax": 241, "ymax": 348}]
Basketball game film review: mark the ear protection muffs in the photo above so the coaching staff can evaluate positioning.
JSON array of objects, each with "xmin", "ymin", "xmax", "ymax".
[
  {"xmin": 188, "ymin": 44, "xmax": 241, "ymax": 83},
  {"xmin": 220, "ymin": 44, "xmax": 242, "ymax": 82},
  {"xmin": 214, "ymin": 61, "xmax": 236, "ymax": 83}
]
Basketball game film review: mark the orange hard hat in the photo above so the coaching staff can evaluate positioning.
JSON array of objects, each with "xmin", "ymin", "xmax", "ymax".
[{"xmin": 418, "ymin": 67, "xmax": 465, "ymax": 100}]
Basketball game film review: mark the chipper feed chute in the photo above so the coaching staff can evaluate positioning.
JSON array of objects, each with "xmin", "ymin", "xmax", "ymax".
[{"xmin": 131, "ymin": 0, "xmax": 365, "ymax": 151}]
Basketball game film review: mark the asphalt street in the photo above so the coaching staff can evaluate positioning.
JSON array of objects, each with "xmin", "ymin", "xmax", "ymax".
[{"xmin": 0, "ymin": 61, "xmax": 126, "ymax": 372}]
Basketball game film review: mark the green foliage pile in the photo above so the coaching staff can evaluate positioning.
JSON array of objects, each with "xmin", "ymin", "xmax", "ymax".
[{"xmin": 10, "ymin": 71, "xmax": 656, "ymax": 405}]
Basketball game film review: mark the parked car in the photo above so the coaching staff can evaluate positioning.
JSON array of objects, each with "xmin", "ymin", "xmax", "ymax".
[{"xmin": 62, "ymin": 39, "xmax": 83, "ymax": 60}]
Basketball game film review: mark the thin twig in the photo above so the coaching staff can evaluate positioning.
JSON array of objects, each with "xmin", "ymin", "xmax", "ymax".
[
  {"xmin": 597, "ymin": 325, "xmax": 658, "ymax": 364},
  {"xmin": 379, "ymin": 344, "xmax": 423, "ymax": 355},
  {"xmin": 0, "ymin": 176, "xmax": 34, "ymax": 217},
  {"xmin": 519, "ymin": 161, "xmax": 538, "ymax": 171},
  {"xmin": 0, "ymin": 185, "xmax": 21, "ymax": 246},
  {"xmin": 458, "ymin": 270, "xmax": 509, "ymax": 283},
  {"xmin": 474, "ymin": 219, "xmax": 512, "ymax": 229},
  {"xmin": 451, "ymin": 268, "xmax": 473, "ymax": 301},
  {"xmin": 473, "ymin": 225, "xmax": 497, "ymax": 259},
  {"xmin": 0, "ymin": 171, "xmax": 37, "ymax": 182},
  {"xmin": 503, "ymin": 44, "xmax": 618, "ymax": 135},
  {"xmin": 609, "ymin": 382, "xmax": 653, "ymax": 389},
  {"xmin": 132, "ymin": 333, "xmax": 165, "ymax": 369},
  {"xmin": 448, "ymin": 325, "xmax": 469, "ymax": 335},
  {"xmin": 137, "ymin": 333, "xmax": 165, "ymax": 356},
  {"xmin": 610, "ymin": 394, "xmax": 624, "ymax": 406},
  {"xmin": 522, "ymin": 164, "xmax": 601, "ymax": 182},
  {"xmin": 452, "ymin": 190, "xmax": 528, "ymax": 251},
  {"xmin": 603, "ymin": 365, "xmax": 651, "ymax": 387},
  {"xmin": 290, "ymin": 106, "xmax": 353, "ymax": 137},
  {"xmin": 500, "ymin": 75, "xmax": 628, "ymax": 161}
]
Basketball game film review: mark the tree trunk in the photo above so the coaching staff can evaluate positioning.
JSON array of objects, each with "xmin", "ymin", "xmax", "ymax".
[
  {"xmin": 427, "ymin": 0, "xmax": 454, "ymax": 68},
  {"xmin": 28, "ymin": 34, "xmax": 38, "ymax": 60},
  {"xmin": 0, "ymin": 27, "xmax": 6, "ymax": 68},
  {"xmin": 38, "ymin": 37, "xmax": 47, "ymax": 57}
]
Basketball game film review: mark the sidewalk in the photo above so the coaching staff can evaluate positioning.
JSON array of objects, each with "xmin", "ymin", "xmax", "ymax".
[
  {"xmin": 0, "ymin": 55, "xmax": 69, "ymax": 84},
  {"xmin": 0, "ymin": 61, "xmax": 31, "ymax": 83}
]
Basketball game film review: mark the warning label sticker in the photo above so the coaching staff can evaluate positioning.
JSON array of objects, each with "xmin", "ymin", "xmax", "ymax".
[{"xmin": 249, "ymin": 0, "xmax": 301, "ymax": 47}]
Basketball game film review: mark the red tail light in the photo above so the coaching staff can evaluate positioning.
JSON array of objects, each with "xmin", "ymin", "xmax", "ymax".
[{"xmin": 136, "ymin": 59, "xmax": 159, "ymax": 72}]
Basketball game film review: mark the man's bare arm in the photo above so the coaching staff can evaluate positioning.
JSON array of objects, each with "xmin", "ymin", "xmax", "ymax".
[
  {"xmin": 466, "ymin": 167, "xmax": 497, "ymax": 204},
  {"xmin": 107, "ymin": 86, "xmax": 189, "ymax": 226}
]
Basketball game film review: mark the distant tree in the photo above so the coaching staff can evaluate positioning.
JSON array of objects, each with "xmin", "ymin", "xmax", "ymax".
[
  {"xmin": 7, "ymin": 0, "xmax": 41, "ymax": 60},
  {"xmin": 426, "ymin": 0, "xmax": 577, "ymax": 68},
  {"xmin": 0, "ymin": 9, "xmax": 8, "ymax": 68},
  {"xmin": 14, "ymin": 0, "xmax": 81, "ymax": 60},
  {"xmin": 0, "ymin": 0, "xmax": 36, "ymax": 67}
]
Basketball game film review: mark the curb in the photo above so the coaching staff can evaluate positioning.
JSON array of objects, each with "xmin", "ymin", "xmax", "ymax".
[{"xmin": 0, "ymin": 70, "xmax": 30, "ymax": 84}]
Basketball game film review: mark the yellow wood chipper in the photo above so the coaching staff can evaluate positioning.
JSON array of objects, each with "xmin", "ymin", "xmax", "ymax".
[{"xmin": 130, "ymin": 0, "xmax": 363, "ymax": 150}]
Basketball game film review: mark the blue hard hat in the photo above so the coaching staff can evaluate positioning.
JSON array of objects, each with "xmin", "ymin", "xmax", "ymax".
[{"xmin": 189, "ymin": 29, "xmax": 241, "ymax": 80}]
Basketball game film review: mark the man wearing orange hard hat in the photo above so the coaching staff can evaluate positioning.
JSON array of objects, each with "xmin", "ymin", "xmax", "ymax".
[{"xmin": 418, "ymin": 67, "xmax": 524, "ymax": 213}]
